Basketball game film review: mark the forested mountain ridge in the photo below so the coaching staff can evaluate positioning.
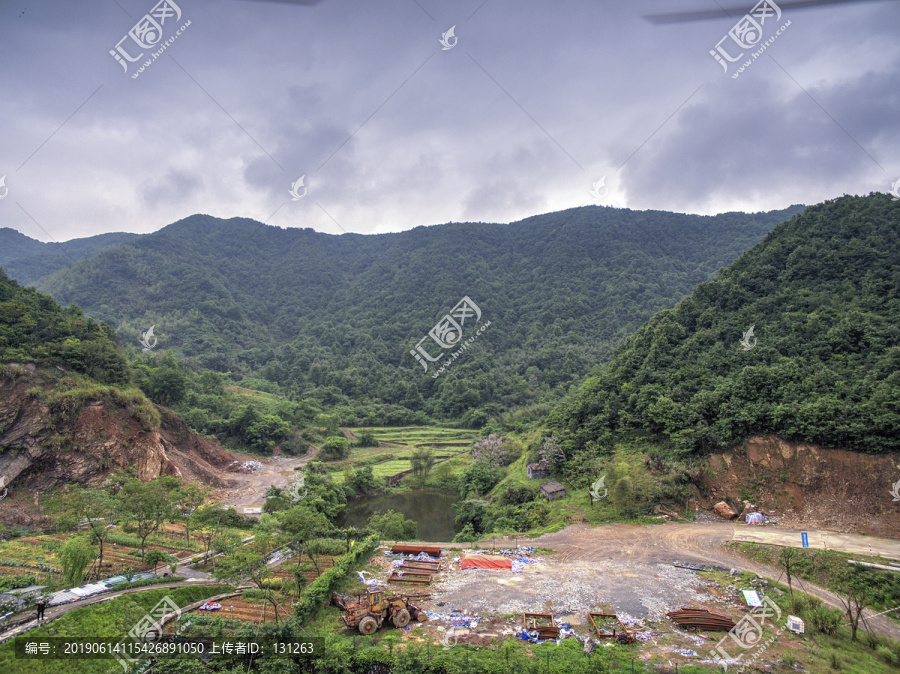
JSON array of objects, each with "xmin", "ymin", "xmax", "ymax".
[
  {"xmin": 22, "ymin": 204, "xmax": 803, "ymax": 425},
  {"xmin": 0, "ymin": 227, "xmax": 139, "ymax": 286},
  {"xmin": 547, "ymin": 193, "xmax": 900, "ymax": 468}
]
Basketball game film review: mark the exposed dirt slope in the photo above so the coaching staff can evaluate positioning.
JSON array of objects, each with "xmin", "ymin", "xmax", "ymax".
[
  {"xmin": 0, "ymin": 366, "xmax": 238, "ymax": 526},
  {"xmin": 691, "ymin": 436, "xmax": 900, "ymax": 538}
]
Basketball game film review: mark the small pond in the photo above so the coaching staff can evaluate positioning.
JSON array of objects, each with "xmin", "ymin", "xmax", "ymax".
[{"xmin": 337, "ymin": 489, "xmax": 461, "ymax": 542}]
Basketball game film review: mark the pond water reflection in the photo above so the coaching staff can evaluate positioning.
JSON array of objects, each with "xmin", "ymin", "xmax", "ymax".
[{"xmin": 337, "ymin": 489, "xmax": 461, "ymax": 542}]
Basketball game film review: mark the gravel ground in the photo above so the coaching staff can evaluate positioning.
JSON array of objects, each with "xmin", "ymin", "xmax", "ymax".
[{"xmin": 424, "ymin": 557, "xmax": 710, "ymax": 621}]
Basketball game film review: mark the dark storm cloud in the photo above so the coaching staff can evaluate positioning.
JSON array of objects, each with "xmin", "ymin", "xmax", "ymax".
[
  {"xmin": 0, "ymin": 0, "xmax": 898, "ymax": 240},
  {"xmin": 142, "ymin": 168, "xmax": 204, "ymax": 206}
]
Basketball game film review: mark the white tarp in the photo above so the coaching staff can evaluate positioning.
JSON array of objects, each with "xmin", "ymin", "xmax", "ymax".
[{"xmin": 70, "ymin": 583, "xmax": 106, "ymax": 597}]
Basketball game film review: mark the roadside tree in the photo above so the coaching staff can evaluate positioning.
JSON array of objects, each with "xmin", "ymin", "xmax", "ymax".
[
  {"xmin": 277, "ymin": 504, "xmax": 332, "ymax": 574},
  {"xmin": 175, "ymin": 482, "xmax": 209, "ymax": 552},
  {"xmin": 50, "ymin": 487, "xmax": 117, "ymax": 580},
  {"xmin": 119, "ymin": 476, "xmax": 181, "ymax": 559},
  {"xmin": 58, "ymin": 535, "xmax": 97, "ymax": 587},
  {"xmin": 213, "ymin": 535, "xmax": 284, "ymax": 623}
]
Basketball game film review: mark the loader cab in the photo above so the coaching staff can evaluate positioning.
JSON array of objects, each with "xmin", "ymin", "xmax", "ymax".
[{"xmin": 368, "ymin": 590, "xmax": 383, "ymax": 611}]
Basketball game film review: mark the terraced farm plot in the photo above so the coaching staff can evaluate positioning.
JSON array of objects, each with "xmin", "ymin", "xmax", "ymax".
[
  {"xmin": 0, "ymin": 526, "xmax": 215, "ymax": 587},
  {"xmin": 185, "ymin": 595, "xmax": 296, "ymax": 624},
  {"xmin": 270, "ymin": 552, "xmax": 340, "ymax": 584},
  {"xmin": 363, "ymin": 426, "xmax": 476, "ymax": 447},
  {"xmin": 328, "ymin": 426, "xmax": 477, "ymax": 483}
]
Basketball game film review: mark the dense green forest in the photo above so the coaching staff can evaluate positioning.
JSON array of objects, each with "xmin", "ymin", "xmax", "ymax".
[
  {"xmin": 9, "ymin": 204, "xmax": 801, "ymax": 427},
  {"xmin": 547, "ymin": 194, "xmax": 900, "ymax": 476},
  {"xmin": 0, "ymin": 268, "xmax": 128, "ymax": 383}
]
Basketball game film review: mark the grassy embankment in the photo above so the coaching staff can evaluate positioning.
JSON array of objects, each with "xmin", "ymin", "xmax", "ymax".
[
  {"xmin": 730, "ymin": 541, "xmax": 900, "ymax": 625},
  {"xmin": 0, "ymin": 585, "xmax": 230, "ymax": 674}
]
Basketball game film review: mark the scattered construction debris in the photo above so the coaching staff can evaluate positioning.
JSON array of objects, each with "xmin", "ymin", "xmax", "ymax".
[
  {"xmin": 388, "ymin": 571, "xmax": 431, "ymax": 585},
  {"xmin": 391, "ymin": 569, "xmax": 432, "ymax": 578},
  {"xmin": 588, "ymin": 613, "xmax": 635, "ymax": 643},
  {"xmin": 786, "ymin": 615, "xmax": 805, "ymax": 634},
  {"xmin": 666, "ymin": 607, "xmax": 736, "ymax": 631},
  {"xmin": 523, "ymin": 612, "xmax": 559, "ymax": 639},
  {"xmin": 399, "ymin": 561, "xmax": 440, "ymax": 572},
  {"xmin": 391, "ymin": 544, "xmax": 441, "ymax": 556},
  {"xmin": 672, "ymin": 562, "xmax": 731, "ymax": 573}
]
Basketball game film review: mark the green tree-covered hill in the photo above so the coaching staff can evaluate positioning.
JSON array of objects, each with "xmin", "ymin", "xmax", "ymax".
[
  {"xmin": 548, "ymin": 194, "xmax": 900, "ymax": 466},
  {"xmin": 0, "ymin": 228, "xmax": 139, "ymax": 286},
  {"xmin": 0, "ymin": 268, "xmax": 128, "ymax": 383},
  {"xmin": 22, "ymin": 204, "xmax": 802, "ymax": 424}
]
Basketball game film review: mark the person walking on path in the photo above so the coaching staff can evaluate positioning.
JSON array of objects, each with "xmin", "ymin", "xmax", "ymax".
[{"xmin": 36, "ymin": 598, "xmax": 45, "ymax": 623}]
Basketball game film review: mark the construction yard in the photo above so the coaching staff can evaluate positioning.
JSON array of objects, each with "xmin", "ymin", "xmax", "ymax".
[
  {"xmin": 330, "ymin": 522, "xmax": 900, "ymax": 672},
  {"xmin": 349, "ymin": 544, "xmax": 750, "ymax": 669}
]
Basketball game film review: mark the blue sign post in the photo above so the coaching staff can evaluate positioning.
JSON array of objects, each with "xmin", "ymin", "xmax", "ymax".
[{"xmin": 801, "ymin": 532, "xmax": 809, "ymax": 548}]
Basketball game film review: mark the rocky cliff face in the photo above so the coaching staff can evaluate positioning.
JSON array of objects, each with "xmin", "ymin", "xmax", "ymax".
[
  {"xmin": 0, "ymin": 364, "xmax": 238, "ymax": 525},
  {"xmin": 691, "ymin": 435, "xmax": 900, "ymax": 537}
]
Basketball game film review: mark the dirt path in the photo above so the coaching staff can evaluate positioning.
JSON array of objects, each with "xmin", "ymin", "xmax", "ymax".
[
  {"xmin": 212, "ymin": 445, "xmax": 319, "ymax": 511},
  {"xmin": 732, "ymin": 527, "xmax": 900, "ymax": 559}
]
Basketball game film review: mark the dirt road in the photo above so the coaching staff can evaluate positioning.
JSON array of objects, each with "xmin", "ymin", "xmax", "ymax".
[
  {"xmin": 519, "ymin": 522, "xmax": 900, "ymax": 640},
  {"xmin": 213, "ymin": 446, "xmax": 318, "ymax": 512},
  {"xmin": 529, "ymin": 522, "xmax": 900, "ymax": 564}
]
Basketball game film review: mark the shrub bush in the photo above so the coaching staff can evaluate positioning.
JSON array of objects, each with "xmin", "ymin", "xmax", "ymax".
[
  {"xmin": 0, "ymin": 574, "xmax": 36, "ymax": 592},
  {"xmin": 792, "ymin": 593, "xmax": 821, "ymax": 613},
  {"xmin": 320, "ymin": 436, "xmax": 351, "ymax": 461},
  {"xmin": 809, "ymin": 605, "xmax": 843, "ymax": 636},
  {"xmin": 292, "ymin": 535, "xmax": 378, "ymax": 624},
  {"xmin": 498, "ymin": 484, "xmax": 538, "ymax": 506},
  {"xmin": 876, "ymin": 645, "xmax": 897, "ymax": 665},
  {"xmin": 357, "ymin": 431, "xmax": 378, "ymax": 447},
  {"xmin": 304, "ymin": 538, "xmax": 348, "ymax": 556}
]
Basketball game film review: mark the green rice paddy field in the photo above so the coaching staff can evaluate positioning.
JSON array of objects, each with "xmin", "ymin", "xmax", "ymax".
[{"xmin": 326, "ymin": 426, "xmax": 477, "ymax": 483}]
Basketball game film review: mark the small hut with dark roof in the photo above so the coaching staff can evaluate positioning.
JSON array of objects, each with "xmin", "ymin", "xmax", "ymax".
[
  {"xmin": 527, "ymin": 462, "xmax": 550, "ymax": 479},
  {"xmin": 540, "ymin": 481, "xmax": 566, "ymax": 501}
]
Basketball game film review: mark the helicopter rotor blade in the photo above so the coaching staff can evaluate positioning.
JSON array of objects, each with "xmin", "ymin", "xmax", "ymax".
[{"xmin": 644, "ymin": 0, "xmax": 892, "ymax": 24}]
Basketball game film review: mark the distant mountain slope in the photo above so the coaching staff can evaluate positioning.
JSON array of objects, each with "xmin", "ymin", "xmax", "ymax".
[
  {"xmin": 33, "ymin": 204, "xmax": 803, "ymax": 422},
  {"xmin": 0, "ymin": 229, "xmax": 140, "ymax": 285},
  {"xmin": 0, "ymin": 227, "xmax": 46, "ymax": 261},
  {"xmin": 548, "ymin": 194, "xmax": 900, "ymax": 458}
]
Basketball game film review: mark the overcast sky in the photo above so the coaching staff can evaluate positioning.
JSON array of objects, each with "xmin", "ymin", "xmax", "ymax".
[{"xmin": 1, "ymin": 0, "xmax": 898, "ymax": 241}]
